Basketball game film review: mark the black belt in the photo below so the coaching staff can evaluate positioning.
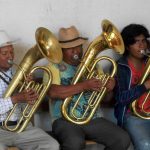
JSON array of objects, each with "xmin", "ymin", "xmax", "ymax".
[{"xmin": 0, "ymin": 121, "xmax": 18, "ymax": 126}]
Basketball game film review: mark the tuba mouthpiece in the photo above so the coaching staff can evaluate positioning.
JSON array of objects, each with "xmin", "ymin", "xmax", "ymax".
[
  {"xmin": 73, "ymin": 55, "xmax": 79, "ymax": 60},
  {"xmin": 8, "ymin": 60, "xmax": 14, "ymax": 65},
  {"xmin": 8, "ymin": 60, "xmax": 27, "ymax": 80},
  {"xmin": 140, "ymin": 49, "xmax": 150, "ymax": 57},
  {"xmin": 140, "ymin": 50, "xmax": 145, "ymax": 54}
]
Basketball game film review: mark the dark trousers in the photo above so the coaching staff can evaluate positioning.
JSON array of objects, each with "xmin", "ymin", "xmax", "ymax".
[{"xmin": 52, "ymin": 117, "xmax": 131, "ymax": 150}]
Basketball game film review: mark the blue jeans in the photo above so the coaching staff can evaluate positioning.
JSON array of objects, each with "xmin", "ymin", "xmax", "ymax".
[{"xmin": 124, "ymin": 113, "xmax": 150, "ymax": 150}]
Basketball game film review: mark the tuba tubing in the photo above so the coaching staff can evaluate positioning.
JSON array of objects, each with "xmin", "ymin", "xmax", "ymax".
[
  {"xmin": 3, "ymin": 66, "xmax": 52, "ymax": 133},
  {"xmin": 131, "ymin": 50, "xmax": 150, "ymax": 119},
  {"xmin": 4, "ymin": 27, "xmax": 62, "ymax": 98},
  {"xmin": 3, "ymin": 27, "xmax": 62, "ymax": 132},
  {"xmin": 62, "ymin": 56, "xmax": 117, "ymax": 125},
  {"xmin": 61, "ymin": 19, "xmax": 124, "ymax": 125}
]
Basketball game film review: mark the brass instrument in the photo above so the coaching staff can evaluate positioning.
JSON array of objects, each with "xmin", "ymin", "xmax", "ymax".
[
  {"xmin": 3, "ymin": 27, "xmax": 62, "ymax": 132},
  {"xmin": 132, "ymin": 50, "xmax": 150, "ymax": 119},
  {"xmin": 4, "ymin": 66, "xmax": 52, "ymax": 133},
  {"xmin": 62, "ymin": 19, "xmax": 124, "ymax": 125}
]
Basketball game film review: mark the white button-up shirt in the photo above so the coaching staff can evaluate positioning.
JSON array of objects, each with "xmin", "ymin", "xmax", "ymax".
[{"xmin": 0, "ymin": 68, "xmax": 21, "ymax": 122}]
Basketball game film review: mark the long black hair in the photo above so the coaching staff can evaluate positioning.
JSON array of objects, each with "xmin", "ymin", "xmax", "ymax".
[{"xmin": 121, "ymin": 24, "xmax": 150, "ymax": 56}]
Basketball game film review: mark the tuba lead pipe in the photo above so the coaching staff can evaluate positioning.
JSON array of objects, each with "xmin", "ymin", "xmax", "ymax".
[
  {"xmin": 3, "ymin": 28, "xmax": 62, "ymax": 132},
  {"xmin": 62, "ymin": 19, "xmax": 124, "ymax": 125},
  {"xmin": 131, "ymin": 49, "xmax": 150, "ymax": 119}
]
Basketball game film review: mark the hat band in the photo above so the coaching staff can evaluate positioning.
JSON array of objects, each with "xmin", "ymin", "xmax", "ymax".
[{"xmin": 59, "ymin": 37, "xmax": 88, "ymax": 43}]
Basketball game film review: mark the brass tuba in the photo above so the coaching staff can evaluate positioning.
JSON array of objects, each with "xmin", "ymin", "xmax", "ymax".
[
  {"xmin": 61, "ymin": 19, "xmax": 124, "ymax": 125},
  {"xmin": 131, "ymin": 50, "xmax": 150, "ymax": 119},
  {"xmin": 3, "ymin": 27, "xmax": 62, "ymax": 133}
]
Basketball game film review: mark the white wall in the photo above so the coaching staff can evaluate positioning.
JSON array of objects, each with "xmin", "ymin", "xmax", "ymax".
[
  {"xmin": 1, "ymin": 0, "xmax": 150, "ymax": 64},
  {"xmin": 1, "ymin": 0, "xmax": 150, "ymax": 130}
]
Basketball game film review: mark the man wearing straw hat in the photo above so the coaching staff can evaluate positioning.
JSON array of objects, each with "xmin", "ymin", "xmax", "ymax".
[
  {"xmin": 0, "ymin": 30, "xmax": 59, "ymax": 150},
  {"xmin": 44, "ymin": 26, "xmax": 131, "ymax": 150}
]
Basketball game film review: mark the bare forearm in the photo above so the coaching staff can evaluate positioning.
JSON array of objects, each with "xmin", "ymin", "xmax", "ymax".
[
  {"xmin": 48, "ymin": 83, "xmax": 86, "ymax": 99},
  {"xmin": 48, "ymin": 78, "xmax": 103, "ymax": 99}
]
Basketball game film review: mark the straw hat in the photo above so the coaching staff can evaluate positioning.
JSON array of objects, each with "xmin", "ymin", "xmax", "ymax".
[
  {"xmin": 58, "ymin": 26, "xmax": 88, "ymax": 48},
  {"xmin": 0, "ymin": 30, "xmax": 17, "ymax": 48}
]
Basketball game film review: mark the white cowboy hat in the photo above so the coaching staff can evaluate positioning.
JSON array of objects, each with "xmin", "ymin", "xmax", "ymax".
[
  {"xmin": 58, "ymin": 26, "xmax": 88, "ymax": 49},
  {"xmin": 0, "ymin": 30, "xmax": 18, "ymax": 48}
]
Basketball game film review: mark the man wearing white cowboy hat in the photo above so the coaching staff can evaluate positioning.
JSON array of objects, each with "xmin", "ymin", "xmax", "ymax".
[
  {"xmin": 0, "ymin": 30, "xmax": 59, "ymax": 150},
  {"xmin": 44, "ymin": 26, "xmax": 131, "ymax": 150}
]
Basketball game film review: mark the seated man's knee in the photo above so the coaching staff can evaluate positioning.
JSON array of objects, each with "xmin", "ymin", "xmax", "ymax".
[
  {"xmin": 0, "ymin": 143, "xmax": 7, "ymax": 150},
  {"xmin": 47, "ymin": 139, "xmax": 59, "ymax": 150},
  {"xmin": 135, "ymin": 139, "xmax": 150, "ymax": 150},
  {"xmin": 115, "ymin": 130, "xmax": 131, "ymax": 149}
]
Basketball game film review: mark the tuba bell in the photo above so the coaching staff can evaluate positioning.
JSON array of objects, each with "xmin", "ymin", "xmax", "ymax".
[
  {"xmin": 61, "ymin": 19, "xmax": 124, "ymax": 125},
  {"xmin": 131, "ymin": 50, "xmax": 150, "ymax": 119},
  {"xmin": 3, "ymin": 27, "xmax": 62, "ymax": 133}
]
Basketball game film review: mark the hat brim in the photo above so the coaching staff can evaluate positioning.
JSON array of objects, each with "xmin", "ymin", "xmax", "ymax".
[
  {"xmin": 60, "ymin": 38, "xmax": 87, "ymax": 49},
  {"xmin": 0, "ymin": 39, "xmax": 19, "ymax": 48}
]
